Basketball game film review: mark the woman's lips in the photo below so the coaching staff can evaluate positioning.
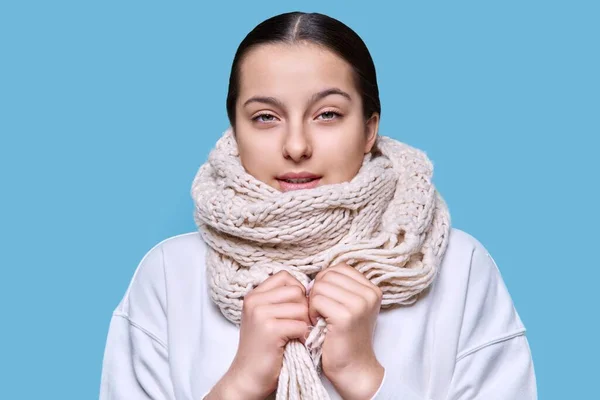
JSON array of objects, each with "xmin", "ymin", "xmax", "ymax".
[{"xmin": 276, "ymin": 177, "xmax": 322, "ymax": 192}]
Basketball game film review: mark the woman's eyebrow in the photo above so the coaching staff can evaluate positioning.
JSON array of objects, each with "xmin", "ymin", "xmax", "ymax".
[
  {"xmin": 243, "ymin": 87, "xmax": 352, "ymax": 108},
  {"xmin": 309, "ymin": 88, "xmax": 352, "ymax": 104}
]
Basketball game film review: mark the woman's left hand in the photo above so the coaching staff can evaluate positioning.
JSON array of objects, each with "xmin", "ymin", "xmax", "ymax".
[{"xmin": 308, "ymin": 263, "xmax": 385, "ymax": 399}]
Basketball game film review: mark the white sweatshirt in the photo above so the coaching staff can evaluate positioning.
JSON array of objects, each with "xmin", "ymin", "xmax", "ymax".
[{"xmin": 99, "ymin": 228, "xmax": 537, "ymax": 399}]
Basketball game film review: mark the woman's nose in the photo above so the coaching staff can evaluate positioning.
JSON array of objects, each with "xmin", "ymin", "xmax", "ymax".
[{"xmin": 282, "ymin": 127, "xmax": 312, "ymax": 162}]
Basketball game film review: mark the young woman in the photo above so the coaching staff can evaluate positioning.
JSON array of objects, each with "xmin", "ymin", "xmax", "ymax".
[{"xmin": 100, "ymin": 12, "xmax": 537, "ymax": 400}]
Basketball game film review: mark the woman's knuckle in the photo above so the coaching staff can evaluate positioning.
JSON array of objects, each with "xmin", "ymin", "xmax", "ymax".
[
  {"xmin": 281, "ymin": 270, "xmax": 293, "ymax": 279},
  {"xmin": 263, "ymin": 320, "xmax": 277, "ymax": 336},
  {"xmin": 367, "ymin": 289, "xmax": 380, "ymax": 305},
  {"xmin": 243, "ymin": 295, "xmax": 255, "ymax": 309},
  {"xmin": 371, "ymin": 283, "xmax": 383, "ymax": 296},
  {"xmin": 340, "ymin": 310, "xmax": 354, "ymax": 326},
  {"xmin": 292, "ymin": 285, "xmax": 305, "ymax": 297},
  {"xmin": 253, "ymin": 305, "xmax": 268, "ymax": 320}
]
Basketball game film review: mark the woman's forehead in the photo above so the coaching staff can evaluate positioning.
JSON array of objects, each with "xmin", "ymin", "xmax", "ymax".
[{"xmin": 238, "ymin": 43, "xmax": 357, "ymax": 104}]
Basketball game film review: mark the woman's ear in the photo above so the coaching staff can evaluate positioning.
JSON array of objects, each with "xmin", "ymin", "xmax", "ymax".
[{"xmin": 364, "ymin": 112, "xmax": 380, "ymax": 154}]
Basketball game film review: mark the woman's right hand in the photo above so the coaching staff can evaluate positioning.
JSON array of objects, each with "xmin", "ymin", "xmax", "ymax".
[{"xmin": 225, "ymin": 270, "xmax": 311, "ymax": 399}]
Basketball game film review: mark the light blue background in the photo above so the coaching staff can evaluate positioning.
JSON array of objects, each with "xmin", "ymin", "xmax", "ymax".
[{"xmin": 1, "ymin": 1, "xmax": 597, "ymax": 398}]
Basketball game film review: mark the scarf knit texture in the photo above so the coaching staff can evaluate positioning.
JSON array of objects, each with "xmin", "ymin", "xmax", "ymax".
[{"xmin": 191, "ymin": 126, "xmax": 451, "ymax": 399}]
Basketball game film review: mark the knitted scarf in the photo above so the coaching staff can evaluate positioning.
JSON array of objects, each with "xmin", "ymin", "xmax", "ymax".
[{"xmin": 191, "ymin": 126, "xmax": 451, "ymax": 399}]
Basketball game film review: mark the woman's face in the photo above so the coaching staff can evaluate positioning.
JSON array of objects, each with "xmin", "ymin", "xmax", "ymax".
[{"xmin": 234, "ymin": 42, "xmax": 379, "ymax": 192}]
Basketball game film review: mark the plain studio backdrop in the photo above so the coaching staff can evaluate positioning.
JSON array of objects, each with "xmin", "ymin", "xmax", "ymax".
[{"xmin": 0, "ymin": 1, "xmax": 597, "ymax": 399}]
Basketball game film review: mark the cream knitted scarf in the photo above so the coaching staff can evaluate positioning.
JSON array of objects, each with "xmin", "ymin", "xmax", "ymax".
[{"xmin": 191, "ymin": 126, "xmax": 451, "ymax": 399}]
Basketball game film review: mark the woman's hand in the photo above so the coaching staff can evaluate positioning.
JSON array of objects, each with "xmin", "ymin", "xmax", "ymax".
[
  {"xmin": 224, "ymin": 270, "xmax": 311, "ymax": 400},
  {"xmin": 308, "ymin": 263, "xmax": 385, "ymax": 400}
]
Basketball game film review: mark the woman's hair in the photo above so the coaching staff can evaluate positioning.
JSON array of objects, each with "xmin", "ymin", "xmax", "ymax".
[{"xmin": 226, "ymin": 11, "xmax": 382, "ymax": 136}]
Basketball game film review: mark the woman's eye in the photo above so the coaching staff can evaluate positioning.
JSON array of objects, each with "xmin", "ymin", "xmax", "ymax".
[
  {"xmin": 253, "ymin": 111, "xmax": 340, "ymax": 123},
  {"xmin": 253, "ymin": 113, "xmax": 277, "ymax": 123},
  {"xmin": 317, "ymin": 111, "xmax": 341, "ymax": 121}
]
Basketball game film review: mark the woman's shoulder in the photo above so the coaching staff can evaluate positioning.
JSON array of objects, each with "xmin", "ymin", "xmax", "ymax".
[
  {"xmin": 438, "ymin": 226, "xmax": 517, "ymax": 297},
  {"xmin": 446, "ymin": 226, "xmax": 488, "ymax": 256},
  {"xmin": 441, "ymin": 227, "xmax": 505, "ymax": 286},
  {"xmin": 112, "ymin": 232, "xmax": 207, "ymax": 313},
  {"xmin": 127, "ymin": 231, "xmax": 207, "ymax": 287},
  {"xmin": 158, "ymin": 231, "xmax": 208, "ymax": 260},
  {"xmin": 446, "ymin": 227, "xmax": 521, "ymax": 293},
  {"xmin": 437, "ymin": 227, "xmax": 527, "ymax": 354}
]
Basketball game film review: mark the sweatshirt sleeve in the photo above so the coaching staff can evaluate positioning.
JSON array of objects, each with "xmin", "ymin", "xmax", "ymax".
[
  {"xmin": 99, "ymin": 243, "xmax": 176, "ymax": 400},
  {"xmin": 374, "ymin": 235, "xmax": 537, "ymax": 400},
  {"xmin": 444, "ymin": 236, "xmax": 538, "ymax": 399},
  {"xmin": 446, "ymin": 333, "xmax": 537, "ymax": 399}
]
